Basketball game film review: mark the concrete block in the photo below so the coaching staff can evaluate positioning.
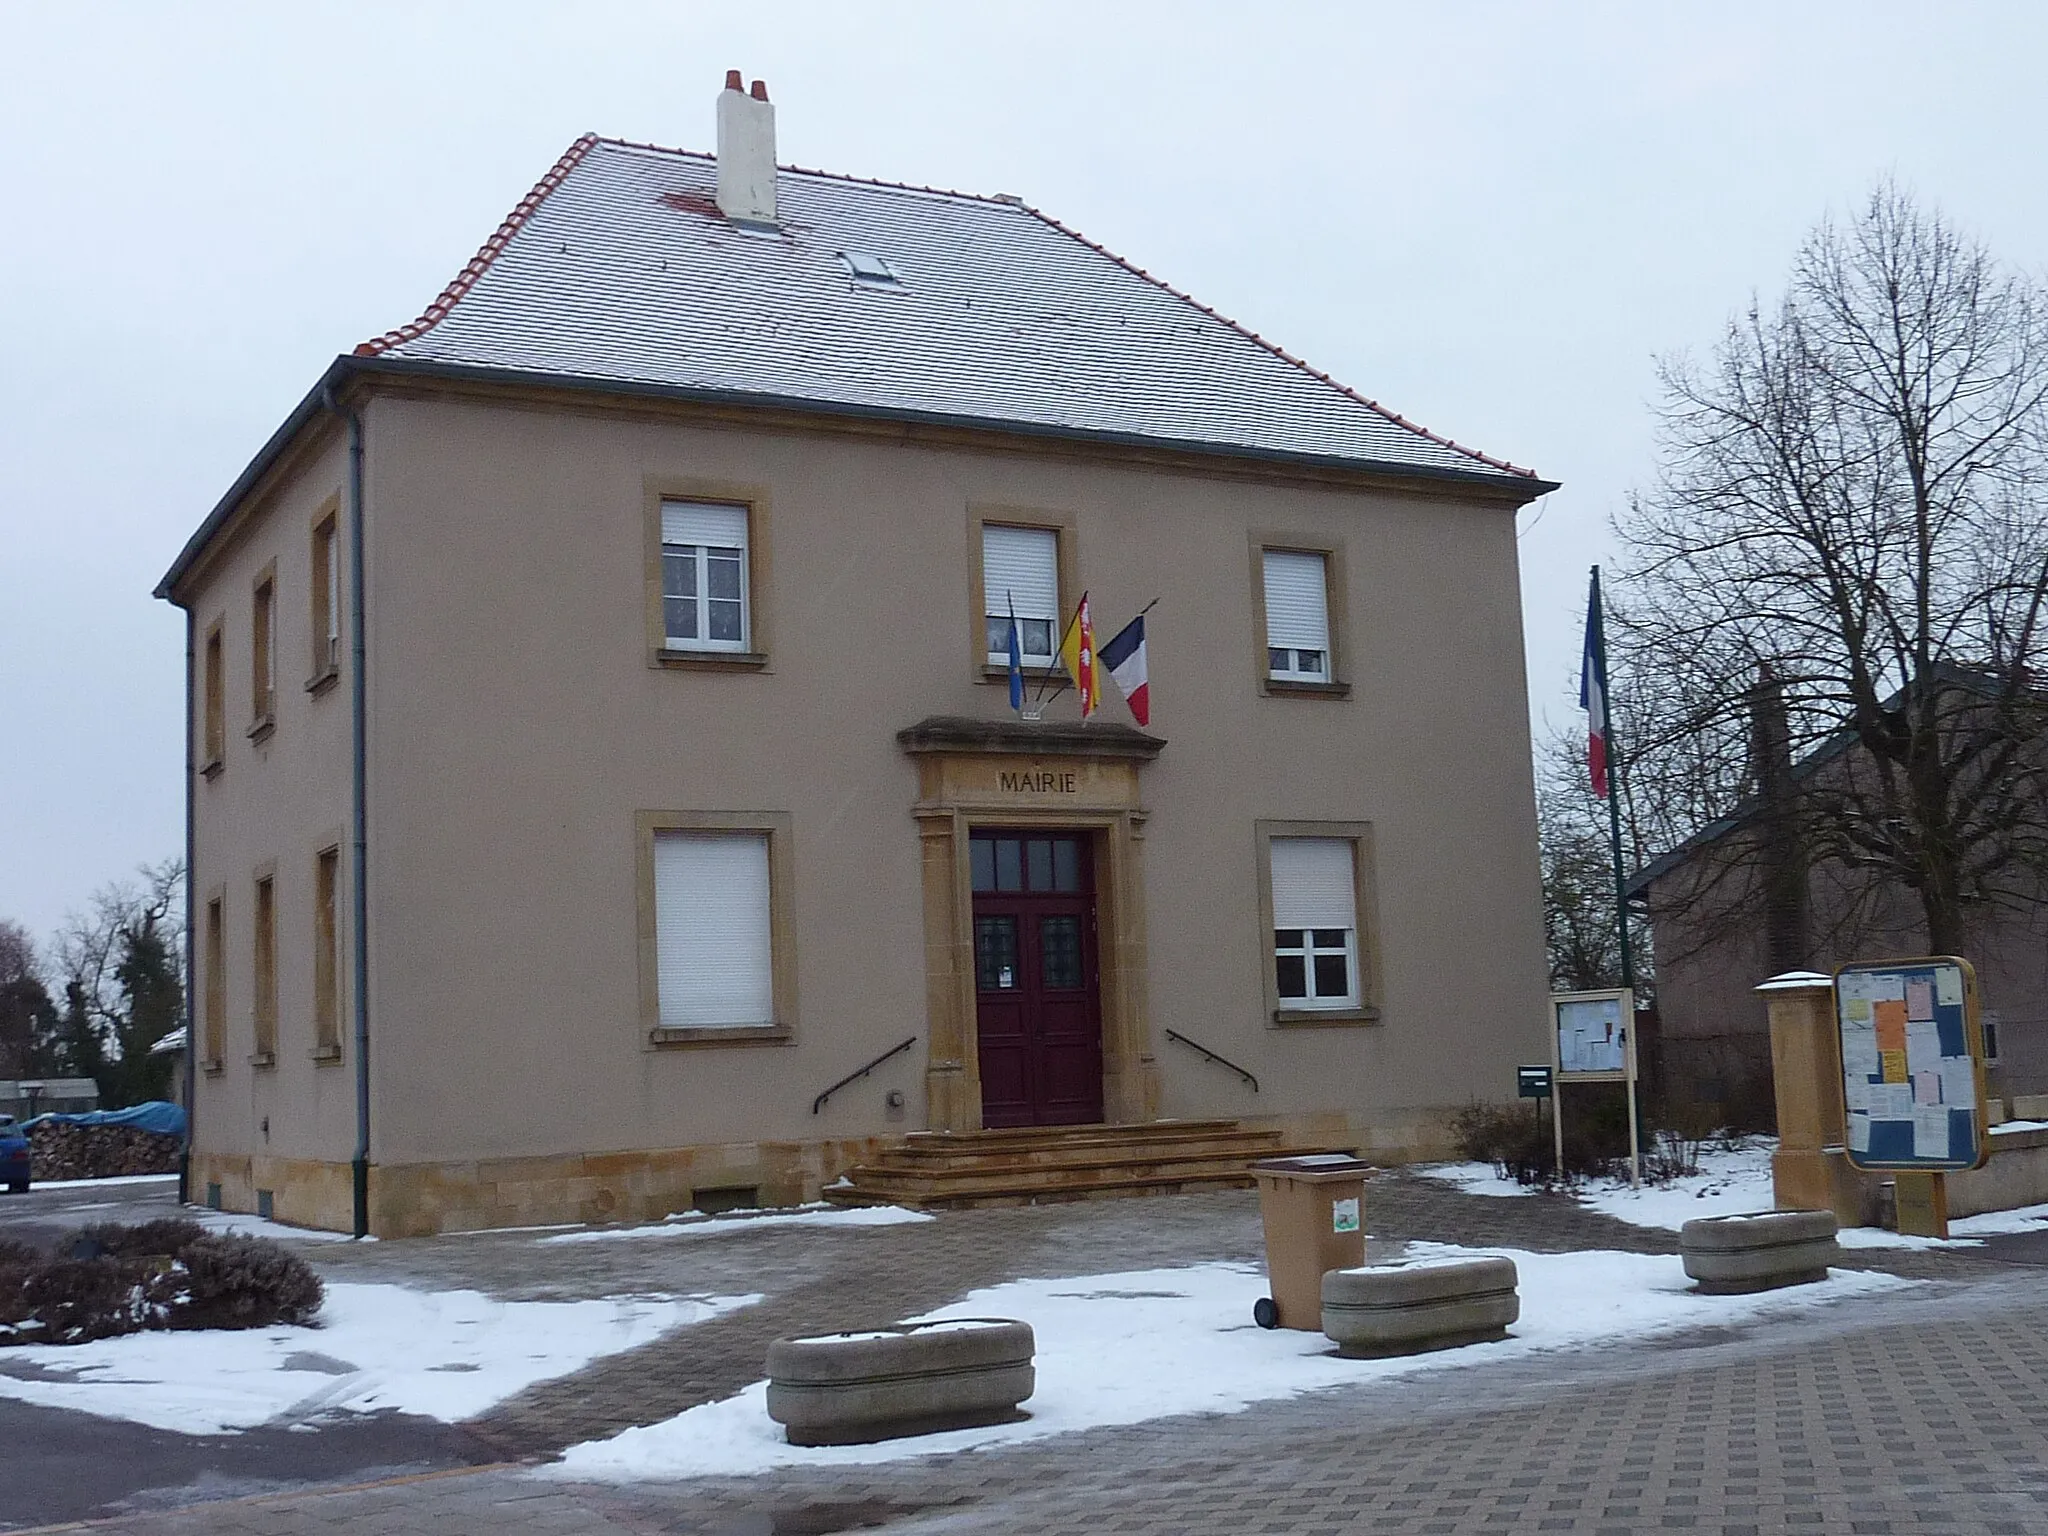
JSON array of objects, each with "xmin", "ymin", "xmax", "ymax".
[
  {"xmin": 766, "ymin": 1319, "xmax": 1034, "ymax": 1446},
  {"xmin": 1682, "ymin": 1209, "xmax": 1838, "ymax": 1294},
  {"xmin": 2012, "ymin": 1093, "xmax": 2048, "ymax": 1122},
  {"xmin": 1321, "ymin": 1256, "xmax": 1519, "ymax": 1358}
]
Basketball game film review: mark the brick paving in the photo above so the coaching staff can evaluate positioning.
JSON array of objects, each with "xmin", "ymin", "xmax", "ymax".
[{"xmin": 9, "ymin": 1171, "xmax": 2045, "ymax": 1533}]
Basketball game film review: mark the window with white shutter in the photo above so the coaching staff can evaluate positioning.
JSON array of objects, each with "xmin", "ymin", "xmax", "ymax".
[
  {"xmin": 983, "ymin": 524, "xmax": 1061, "ymax": 666},
  {"xmin": 1262, "ymin": 549, "xmax": 1331, "ymax": 682},
  {"xmin": 661, "ymin": 501, "xmax": 751, "ymax": 653},
  {"xmin": 1270, "ymin": 836, "xmax": 1358, "ymax": 1008},
  {"xmin": 653, "ymin": 830, "xmax": 774, "ymax": 1027}
]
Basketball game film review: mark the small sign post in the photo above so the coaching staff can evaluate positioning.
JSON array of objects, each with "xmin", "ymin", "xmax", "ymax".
[
  {"xmin": 1833, "ymin": 956, "xmax": 1989, "ymax": 1239},
  {"xmin": 1519, "ymin": 1065, "xmax": 1556, "ymax": 1180},
  {"xmin": 1550, "ymin": 989, "xmax": 1640, "ymax": 1188}
]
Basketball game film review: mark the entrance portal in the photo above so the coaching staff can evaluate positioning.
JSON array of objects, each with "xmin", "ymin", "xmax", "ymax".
[{"xmin": 970, "ymin": 831, "xmax": 1104, "ymax": 1127}]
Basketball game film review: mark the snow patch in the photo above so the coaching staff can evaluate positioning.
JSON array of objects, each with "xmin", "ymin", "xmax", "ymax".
[
  {"xmin": 0, "ymin": 1285, "xmax": 756, "ymax": 1435},
  {"xmin": 542, "ymin": 1204, "xmax": 931, "ymax": 1245},
  {"xmin": 1411, "ymin": 1162, "xmax": 1536, "ymax": 1199},
  {"xmin": 1574, "ymin": 1140, "xmax": 1778, "ymax": 1231},
  {"xmin": 552, "ymin": 1247, "xmax": 1910, "ymax": 1479}
]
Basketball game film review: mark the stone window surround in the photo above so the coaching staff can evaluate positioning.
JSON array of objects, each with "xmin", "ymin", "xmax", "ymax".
[
  {"xmin": 1247, "ymin": 531, "xmax": 1352, "ymax": 699},
  {"xmin": 249, "ymin": 559, "xmax": 279, "ymax": 743},
  {"xmin": 201, "ymin": 614, "xmax": 226, "ymax": 778},
  {"xmin": 1254, "ymin": 819, "xmax": 1382, "ymax": 1027},
  {"xmin": 642, "ymin": 475, "xmax": 773, "ymax": 673},
  {"xmin": 250, "ymin": 858, "xmax": 279, "ymax": 1068},
  {"xmin": 201, "ymin": 882, "xmax": 227, "ymax": 1073},
  {"xmin": 633, "ymin": 809, "xmax": 798, "ymax": 1047},
  {"xmin": 311, "ymin": 835, "xmax": 345, "ymax": 1065},
  {"xmin": 967, "ymin": 505, "xmax": 1081, "ymax": 687},
  {"xmin": 307, "ymin": 496, "xmax": 341, "ymax": 697}
]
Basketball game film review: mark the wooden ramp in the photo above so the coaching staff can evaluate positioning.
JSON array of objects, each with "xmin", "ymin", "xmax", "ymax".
[{"xmin": 823, "ymin": 1119, "xmax": 1342, "ymax": 1210}]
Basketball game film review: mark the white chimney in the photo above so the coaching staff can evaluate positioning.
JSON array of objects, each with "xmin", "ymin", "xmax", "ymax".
[{"xmin": 715, "ymin": 70, "xmax": 777, "ymax": 227}]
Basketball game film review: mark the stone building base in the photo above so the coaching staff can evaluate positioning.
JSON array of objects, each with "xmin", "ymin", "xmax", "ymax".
[{"xmin": 187, "ymin": 1106, "xmax": 1468, "ymax": 1238}]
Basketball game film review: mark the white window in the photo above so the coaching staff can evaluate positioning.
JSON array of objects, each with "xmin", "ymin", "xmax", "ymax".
[
  {"xmin": 661, "ymin": 501, "xmax": 750, "ymax": 652},
  {"xmin": 1271, "ymin": 837, "xmax": 1358, "ymax": 1008},
  {"xmin": 983, "ymin": 525, "xmax": 1060, "ymax": 667},
  {"xmin": 653, "ymin": 830, "xmax": 773, "ymax": 1027},
  {"xmin": 1263, "ymin": 549, "xmax": 1331, "ymax": 682}
]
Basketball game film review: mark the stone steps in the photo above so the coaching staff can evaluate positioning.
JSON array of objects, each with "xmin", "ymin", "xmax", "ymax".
[{"xmin": 824, "ymin": 1120, "xmax": 1344, "ymax": 1209}]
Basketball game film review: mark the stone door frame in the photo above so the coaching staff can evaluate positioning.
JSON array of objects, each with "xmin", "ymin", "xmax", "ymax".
[{"xmin": 899, "ymin": 717, "xmax": 1164, "ymax": 1133}]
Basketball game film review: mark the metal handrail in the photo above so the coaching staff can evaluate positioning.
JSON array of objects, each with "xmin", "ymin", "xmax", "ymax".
[
  {"xmin": 811, "ymin": 1036, "xmax": 918, "ymax": 1115},
  {"xmin": 1163, "ymin": 1028, "xmax": 1259, "ymax": 1092}
]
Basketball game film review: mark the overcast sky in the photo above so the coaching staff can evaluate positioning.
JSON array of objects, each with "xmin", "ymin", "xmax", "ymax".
[{"xmin": 3, "ymin": 2, "xmax": 2046, "ymax": 948}]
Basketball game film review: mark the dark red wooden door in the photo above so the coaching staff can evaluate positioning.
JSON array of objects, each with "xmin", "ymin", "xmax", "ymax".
[{"xmin": 971, "ymin": 831, "xmax": 1104, "ymax": 1128}]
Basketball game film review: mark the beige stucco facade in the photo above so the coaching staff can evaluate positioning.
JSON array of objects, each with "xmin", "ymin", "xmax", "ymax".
[{"xmin": 171, "ymin": 376, "xmax": 1551, "ymax": 1235}]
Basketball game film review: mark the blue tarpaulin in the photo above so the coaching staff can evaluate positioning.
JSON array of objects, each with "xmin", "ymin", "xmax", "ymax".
[{"xmin": 22, "ymin": 1101, "xmax": 186, "ymax": 1137}]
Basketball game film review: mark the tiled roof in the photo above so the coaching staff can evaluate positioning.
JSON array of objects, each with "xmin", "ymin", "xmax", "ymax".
[{"xmin": 357, "ymin": 136, "xmax": 1542, "ymax": 485}]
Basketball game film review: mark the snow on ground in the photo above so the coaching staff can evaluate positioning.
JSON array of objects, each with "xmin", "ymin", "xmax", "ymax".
[
  {"xmin": 21, "ymin": 1172, "xmax": 181, "ymax": 1193},
  {"xmin": 1414, "ymin": 1140, "xmax": 1778, "ymax": 1228},
  {"xmin": 1837, "ymin": 1199, "xmax": 2048, "ymax": 1249},
  {"xmin": 1410, "ymin": 1162, "xmax": 1535, "ymax": 1199},
  {"xmin": 1574, "ymin": 1139, "xmax": 1777, "ymax": 1230},
  {"xmin": 0, "ymin": 1286, "xmax": 756, "ymax": 1435},
  {"xmin": 543, "ymin": 1204, "xmax": 931, "ymax": 1245},
  {"xmin": 552, "ymin": 1246, "xmax": 1909, "ymax": 1479},
  {"xmin": 188, "ymin": 1207, "xmax": 358, "ymax": 1244}
]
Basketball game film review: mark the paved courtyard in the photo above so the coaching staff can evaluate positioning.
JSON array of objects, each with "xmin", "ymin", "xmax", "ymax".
[{"xmin": 3, "ymin": 1174, "xmax": 2045, "ymax": 1533}]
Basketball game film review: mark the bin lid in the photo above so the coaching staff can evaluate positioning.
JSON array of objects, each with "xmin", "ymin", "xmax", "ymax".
[{"xmin": 1250, "ymin": 1152, "xmax": 1374, "ymax": 1180}]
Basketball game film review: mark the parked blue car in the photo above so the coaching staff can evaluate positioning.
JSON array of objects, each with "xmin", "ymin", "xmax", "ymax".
[{"xmin": 0, "ymin": 1115, "xmax": 28, "ymax": 1192}]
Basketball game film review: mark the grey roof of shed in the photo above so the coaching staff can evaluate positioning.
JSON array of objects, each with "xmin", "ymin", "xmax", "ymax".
[{"xmin": 354, "ymin": 135, "xmax": 1545, "ymax": 486}]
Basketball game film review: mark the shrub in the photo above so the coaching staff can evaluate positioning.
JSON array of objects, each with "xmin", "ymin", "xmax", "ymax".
[
  {"xmin": 177, "ymin": 1234, "xmax": 324, "ymax": 1329},
  {"xmin": 0, "ymin": 1221, "xmax": 323, "ymax": 1346},
  {"xmin": 1450, "ymin": 1099, "xmax": 1623, "ymax": 1186},
  {"xmin": 77, "ymin": 1218, "xmax": 207, "ymax": 1260}
]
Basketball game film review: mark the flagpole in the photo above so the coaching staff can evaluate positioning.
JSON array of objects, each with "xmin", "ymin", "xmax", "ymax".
[
  {"xmin": 1589, "ymin": 566, "xmax": 1635, "ymax": 994},
  {"xmin": 1590, "ymin": 564, "xmax": 1641, "ymax": 1189}
]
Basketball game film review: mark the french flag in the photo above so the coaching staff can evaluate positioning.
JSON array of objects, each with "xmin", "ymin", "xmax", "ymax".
[
  {"xmin": 1579, "ymin": 571, "xmax": 1609, "ymax": 799},
  {"xmin": 1101, "ymin": 614, "xmax": 1149, "ymax": 727}
]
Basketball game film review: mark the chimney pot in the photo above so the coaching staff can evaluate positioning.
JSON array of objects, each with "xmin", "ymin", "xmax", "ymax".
[{"xmin": 715, "ymin": 72, "xmax": 778, "ymax": 226}]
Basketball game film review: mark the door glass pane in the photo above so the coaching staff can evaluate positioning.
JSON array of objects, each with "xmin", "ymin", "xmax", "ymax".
[
  {"xmin": 1026, "ymin": 839, "xmax": 1054, "ymax": 892},
  {"xmin": 970, "ymin": 840, "xmax": 996, "ymax": 892},
  {"xmin": 1041, "ymin": 916, "xmax": 1082, "ymax": 990},
  {"xmin": 1313, "ymin": 953, "xmax": 1351, "ymax": 999},
  {"xmin": 1052, "ymin": 838, "xmax": 1080, "ymax": 892},
  {"xmin": 1276, "ymin": 954, "xmax": 1307, "ymax": 998},
  {"xmin": 975, "ymin": 916, "xmax": 1019, "ymax": 991},
  {"xmin": 994, "ymin": 839, "xmax": 1023, "ymax": 891}
]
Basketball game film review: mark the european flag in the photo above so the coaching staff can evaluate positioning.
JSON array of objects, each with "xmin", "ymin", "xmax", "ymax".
[{"xmin": 1006, "ymin": 594, "xmax": 1025, "ymax": 711}]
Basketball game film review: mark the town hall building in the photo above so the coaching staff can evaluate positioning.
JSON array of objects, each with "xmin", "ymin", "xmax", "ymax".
[{"xmin": 157, "ymin": 75, "xmax": 1557, "ymax": 1235}]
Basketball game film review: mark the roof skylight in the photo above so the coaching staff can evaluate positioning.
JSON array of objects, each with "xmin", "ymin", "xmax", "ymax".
[{"xmin": 837, "ymin": 251, "xmax": 901, "ymax": 286}]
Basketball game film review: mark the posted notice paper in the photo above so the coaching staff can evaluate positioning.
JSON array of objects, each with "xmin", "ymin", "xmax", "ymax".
[
  {"xmin": 1848, "ymin": 1112, "xmax": 1871, "ymax": 1153},
  {"xmin": 1940, "ymin": 1058, "xmax": 1976, "ymax": 1108},
  {"xmin": 1935, "ymin": 966, "xmax": 1964, "ymax": 1007},
  {"xmin": 1913, "ymin": 1106, "xmax": 1952, "ymax": 1159}
]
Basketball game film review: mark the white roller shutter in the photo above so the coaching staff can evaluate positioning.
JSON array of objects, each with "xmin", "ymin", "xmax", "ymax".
[
  {"xmin": 983, "ymin": 525, "xmax": 1060, "ymax": 621},
  {"xmin": 1271, "ymin": 838, "xmax": 1356, "ymax": 929},
  {"xmin": 1263, "ymin": 550, "xmax": 1330, "ymax": 651},
  {"xmin": 662, "ymin": 501, "xmax": 748, "ymax": 549},
  {"xmin": 653, "ymin": 831, "xmax": 774, "ymax": 1027}
]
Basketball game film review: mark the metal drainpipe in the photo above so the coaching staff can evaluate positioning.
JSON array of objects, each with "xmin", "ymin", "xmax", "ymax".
[
  {"xmin": 180, "ymin": 608, "xmax": 196, "ymax": 1204},
  {"xmin": 332, "ymin": 392, "xmax": 372, "ymax": 1240}
]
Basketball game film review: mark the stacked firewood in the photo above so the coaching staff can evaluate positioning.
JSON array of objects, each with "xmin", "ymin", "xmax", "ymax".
[{"xmin": 24, "ymin": 1121, "xmax": 181, "ymax": 1182}]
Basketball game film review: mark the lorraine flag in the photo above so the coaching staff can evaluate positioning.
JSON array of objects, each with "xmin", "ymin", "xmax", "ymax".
[
  {"xmin": 1100, "ymin": 614, "xmax": 1149, "ymax": 726},
  {"xmin": 1059, "ymin": 592, "xmax": 1100, "ymax": 718},
  {"xmin": 1579, "ymin": 570, "xmax": 1610, "ymax": 798}
]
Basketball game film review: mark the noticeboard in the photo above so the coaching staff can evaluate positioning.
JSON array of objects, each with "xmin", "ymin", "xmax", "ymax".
[
  {"xmin": 1835, "ymin": 957, "xmax": 1988, "ymax": 1173},
  {"xmin": 1553, "ymin": 990, "xmax": 1631, "ymax": 1079}
]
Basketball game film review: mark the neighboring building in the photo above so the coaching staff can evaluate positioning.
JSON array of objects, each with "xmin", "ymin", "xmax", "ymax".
[
  {"xmin": 1632, "ymin": 675, "xmax": 2048, "ymax": 1126},
  {"xmin": 156, "ymin": 76, "xmax": 1555, "ymax": 1236}
]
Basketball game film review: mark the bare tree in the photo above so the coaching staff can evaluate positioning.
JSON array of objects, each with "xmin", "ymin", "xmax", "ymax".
[
  {"xmin": 53, "ymin": 859, "xmax": 186, "ymax": 1101},
  {"xmin": 1537, "ymin": 730, "xmax": 1652, "ymax": 993},
  {"xmin": 1614, "ymin": 183, "xmax": 2048, "ymax": 956}
]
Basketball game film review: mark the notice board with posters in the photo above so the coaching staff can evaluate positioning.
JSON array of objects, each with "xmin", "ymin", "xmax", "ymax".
[{"xmin": 1835, "ymin": 958, "xmax": 1989, "ymax": 1172}]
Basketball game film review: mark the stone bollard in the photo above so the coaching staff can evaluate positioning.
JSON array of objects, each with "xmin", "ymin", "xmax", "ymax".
[
  {"xmin": 765, "ymin": 1318, "xmax": 1034, "ymax": 1446},
  {"xmin": 1321, "ymin": 1256, "xmax": 1519, "ymax": 1358},
  {"xmin": 1681, "ymin": 1210, "xmax": 1838, "ymax": 1294}
]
